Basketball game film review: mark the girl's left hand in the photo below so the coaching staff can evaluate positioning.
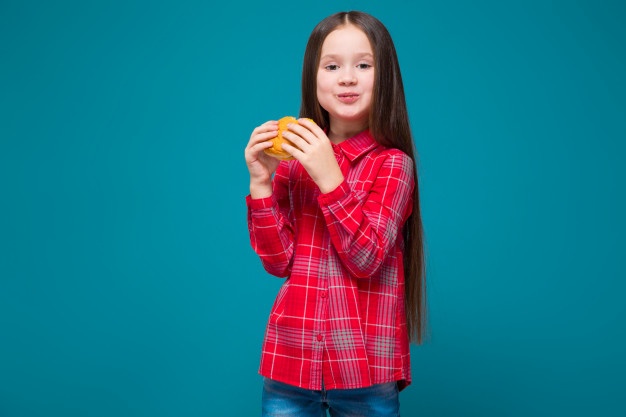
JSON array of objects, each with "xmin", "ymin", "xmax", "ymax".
[{"xmin": 280, "ymin": 119, "xmax": 344, "ymax": 194}]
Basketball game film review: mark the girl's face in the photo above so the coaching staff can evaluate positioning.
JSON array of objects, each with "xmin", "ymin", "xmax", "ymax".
[{"xmin": 317, "ymin": 24, "xmax": 374, "ymax": 132}]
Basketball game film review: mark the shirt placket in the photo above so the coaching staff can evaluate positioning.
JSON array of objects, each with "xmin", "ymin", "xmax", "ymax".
[{"xmin": 307, "ymin": 210, "xmax": 329, "ymax": 390}]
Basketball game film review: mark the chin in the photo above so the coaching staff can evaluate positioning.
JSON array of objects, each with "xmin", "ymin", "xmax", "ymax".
[{"xmin": 329, "ymin": 111, "xmax": 369, "ymax": 124}]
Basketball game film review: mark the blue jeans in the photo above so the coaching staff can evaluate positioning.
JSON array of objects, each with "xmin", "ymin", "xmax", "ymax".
[{"xmin": 261, "ymin": 378, "xmax": 400, "ymax": 417}]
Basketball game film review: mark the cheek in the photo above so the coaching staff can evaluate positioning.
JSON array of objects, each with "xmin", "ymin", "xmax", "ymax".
[
  {"xmin": 364, "ymin": 74, "xmax": 375, "ymax": 93},
  {"xmin": 316, "ymin": 74, "xmax": 331, "ymax": 93}
]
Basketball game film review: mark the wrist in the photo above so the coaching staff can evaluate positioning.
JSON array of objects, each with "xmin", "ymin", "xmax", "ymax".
[
  {"xmin": 250, "ymin": 179, "xmax": 273, "ymax": 199},
  {"xmin": 318, "ymin": 173, "xmax": 344, "ymax": 194}
]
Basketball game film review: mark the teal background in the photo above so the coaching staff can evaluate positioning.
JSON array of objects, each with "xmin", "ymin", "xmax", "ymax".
[{"xmin": 1, "ymin": 0, "xmax": 624, "ymax": 416}]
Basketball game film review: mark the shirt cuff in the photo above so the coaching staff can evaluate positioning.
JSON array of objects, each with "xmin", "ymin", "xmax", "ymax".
[
  {"xmin": 246, "ymin": 194, "xmax": 275, "ymax": 210},
  {"xmin": 317, "ymin": 180, "xmax": 350, "ymax": 206}
]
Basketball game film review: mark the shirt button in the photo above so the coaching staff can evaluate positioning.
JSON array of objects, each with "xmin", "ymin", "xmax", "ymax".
[
  {"xmin": 317, "ymin": 334, "xmax": 324, "ymax": 341},
  {"xmin": 320, "ymin": 291, "xmax": 328, "ymax": 298}
]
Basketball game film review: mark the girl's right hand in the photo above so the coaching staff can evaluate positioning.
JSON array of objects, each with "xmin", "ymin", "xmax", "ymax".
[{"xmin": 245, "ymin": 120, "xmax": 281, "ymax": 198}]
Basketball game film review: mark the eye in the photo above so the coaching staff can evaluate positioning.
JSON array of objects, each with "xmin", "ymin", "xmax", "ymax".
[
  {"xmin": 325, "ymin": 64, "xmax": 339, "ymax": 71},
  {"xmin": 357, "ymin": 63, "xmax": 372, "ymax": 70}
]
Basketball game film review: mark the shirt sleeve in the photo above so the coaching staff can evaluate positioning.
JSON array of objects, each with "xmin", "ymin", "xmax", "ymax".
[
  {"xmin": 246, "ymin": 162, "xmax": 295, "ymax": 277},
  {"xmin": 317, "ymin": 151, "xmax": 415, "ymax": 278}
]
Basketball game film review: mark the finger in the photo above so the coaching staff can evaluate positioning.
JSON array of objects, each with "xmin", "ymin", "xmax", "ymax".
[
  {"xmin": 288, "ymin": 121, "xmax": 328, "ymax": 148},
  {"xmin": 245, "ymin": 142, "xmax": 276, "ymax": 165},
  {"xmin": 280, "ymin": 142, "xmax": 304, "ymax": 160},
  {"xmin": 249, "ymin": 130, "xmax": 278, "ymax": 147},
  {"xmin": 250, "ymin": 121, "xmax": 279, "ymax": 137},
  {"xmin": 247, "ymin": 140, "xmax": 274, "ymax": 157},
  {"xmin": 297, "ymin": 118, "xmax": 325, "ymax": 137},
  {"xmin": 281, "ymin": 130, "xmax": 311, "ymax": 151},
  {"xmin": 286, "ymin": 122, "xmax": 316, "ymax": 143}
]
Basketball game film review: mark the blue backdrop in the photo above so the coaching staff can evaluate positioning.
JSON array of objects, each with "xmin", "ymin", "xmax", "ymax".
[{"xmin": 1, "ymin": 1, "xmax": 624, "ymax": 416}]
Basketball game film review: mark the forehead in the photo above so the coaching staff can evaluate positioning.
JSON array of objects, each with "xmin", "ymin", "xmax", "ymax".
[{"xmin": 321, "ymin": 24, "xmax": 372, "ymax": 55}]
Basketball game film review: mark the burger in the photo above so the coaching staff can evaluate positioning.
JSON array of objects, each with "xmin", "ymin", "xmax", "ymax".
[{"xmin": 264, "ymin": 116, "xmax": 314, "ymax": 160}]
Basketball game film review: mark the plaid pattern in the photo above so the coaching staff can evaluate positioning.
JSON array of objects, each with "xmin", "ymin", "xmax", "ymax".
[{"xmin": 247, "ymin": 130, "xmax": 414, "ymax": 391}]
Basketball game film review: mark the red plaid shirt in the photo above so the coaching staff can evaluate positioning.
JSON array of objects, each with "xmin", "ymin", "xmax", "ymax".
[{"xmin": 247, "ymin": 130, "xmax": 414, "ymax": 391}]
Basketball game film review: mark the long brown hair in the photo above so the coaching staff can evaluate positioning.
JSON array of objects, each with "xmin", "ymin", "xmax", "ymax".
[{"xmin": 300, "ymin": 11, "xmax": 427, "ymax": 344}]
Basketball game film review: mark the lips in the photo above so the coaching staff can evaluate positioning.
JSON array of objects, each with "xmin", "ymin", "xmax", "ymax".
[{"xmin": 337, "ymin": 93, "xmax": 359, "ymax": 103}]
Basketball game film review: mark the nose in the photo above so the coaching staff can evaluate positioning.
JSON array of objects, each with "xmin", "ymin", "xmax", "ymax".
[{"xmin": 338, "ymin": 68, "xmax": 357, "ymax": 86}]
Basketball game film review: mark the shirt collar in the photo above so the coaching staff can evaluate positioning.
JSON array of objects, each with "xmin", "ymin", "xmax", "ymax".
[{"xmin": 333, "ymin": 130, "xmax": 379, "ymax": 162}]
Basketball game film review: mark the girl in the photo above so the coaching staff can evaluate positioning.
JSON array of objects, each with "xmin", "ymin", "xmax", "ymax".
[{"xmin": 244, "ymin": 11, "xmax": 426, "ymax": 417}]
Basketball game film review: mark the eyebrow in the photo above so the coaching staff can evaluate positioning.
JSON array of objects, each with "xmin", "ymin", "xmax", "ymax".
[{"xmin": 319, "ymin": 52, "xmax": 374, "ymax": 60}]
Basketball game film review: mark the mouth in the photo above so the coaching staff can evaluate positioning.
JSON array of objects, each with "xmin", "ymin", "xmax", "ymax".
[{"xmin": 337, "ymin": 93, "xmax": 359, "ymax": 103}]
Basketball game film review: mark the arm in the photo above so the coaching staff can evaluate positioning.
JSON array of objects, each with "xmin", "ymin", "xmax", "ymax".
[
  {"xmin": 245, "ymin": 120, "xmax": 296, "ymax": 277},
  {"xmin": 317, "ymin": 151, "xmax": 415, "ymax": 278},
  {"xmin": 247, "ymin": 162, "xmax": 296, "ymax": 278}
]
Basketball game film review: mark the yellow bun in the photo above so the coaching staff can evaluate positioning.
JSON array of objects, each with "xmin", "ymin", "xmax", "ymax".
[{"xmin": 264, "ymin": 116, "xmax": 314, "ymax": 160}]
